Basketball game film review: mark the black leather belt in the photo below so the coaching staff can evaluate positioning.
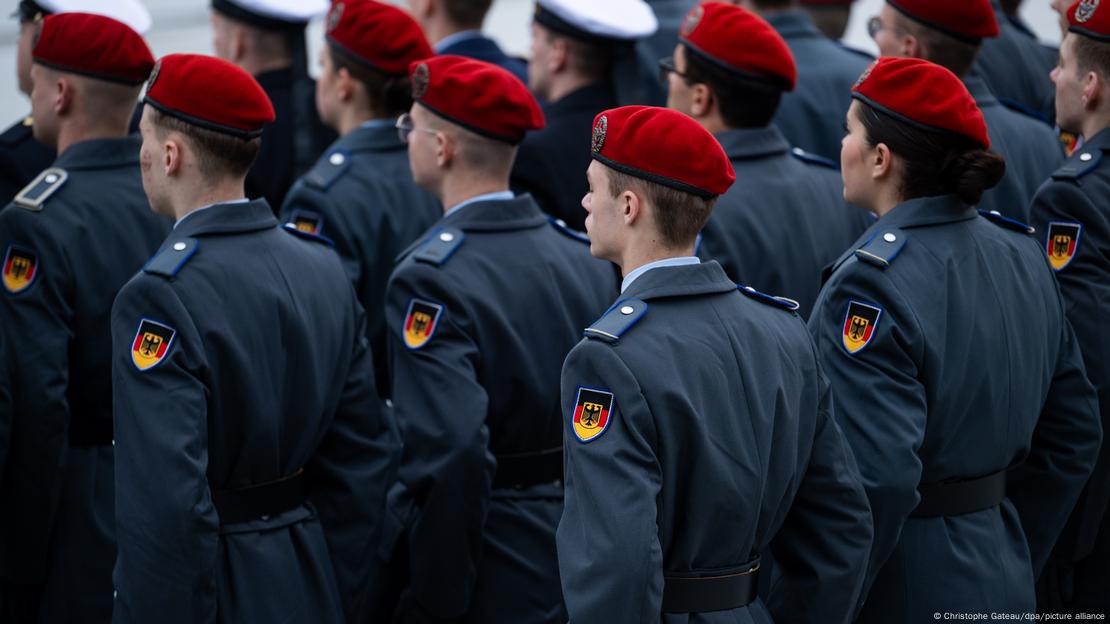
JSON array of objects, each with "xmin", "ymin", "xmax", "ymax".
[
  {"xmin": 662, "ymin": 559, "xmax": 760, "ymax": 613},
  {"xmin": 68, "ymin": 418, "xmax": 113, "ymax": 447},
  {"xmin": 212, "ymin": 469, "xmax": 308, "ymax": 524},
  {"xmin": 911, "ymin": 471, "xmax": 1007, "ymax": 517},
  {"xmin": 492, "ymin": 446, "xmax": 562, "ymax": 489}
]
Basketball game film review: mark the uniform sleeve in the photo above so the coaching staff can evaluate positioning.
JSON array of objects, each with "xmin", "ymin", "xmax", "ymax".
[
  {"xmin": 556, "ymin": 340, "xmax": 664, "ymax": 624},
  {"xmin": 808, "ymin": 263, "xmax": 927, "ymax": 600},
  {"xmin": 110, "ymin": 277, "xmax": 219, "ymax": 624},
  {"xmin": 767, "ymin": 366, "xmax": 874, "ymax": 624},
  {"xmin": 385, "ymin": 266, "xmax": 493, "ymax": 620},
  {"xmin": 1007, "ymin": 316, "xmax": 1101, "ymax": 576},
  {"xmin": 306, "ymin": 295, "xmax": 400, "ymax": 623},
  {"xmin": 0, "ymin": 209, "xmax": 75, "ymax": 584}
]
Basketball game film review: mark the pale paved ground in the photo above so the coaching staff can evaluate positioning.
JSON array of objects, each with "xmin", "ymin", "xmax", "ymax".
[{"xmin": 0, "ymin": 0, "xmax": 1063, "ymax": 125}]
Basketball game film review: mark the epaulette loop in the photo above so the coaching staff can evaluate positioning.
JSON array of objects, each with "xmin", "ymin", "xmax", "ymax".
[
  {"xmin": 414, "ymin": 227, "xmax": 465, "ymax": 266},
  {"xmin": 548, "ymin": 217, "xmax": 591, "ymax": 244},
  {"xmin": 854, "ymin": 229, "xmax": 907, "ymax": 269},
  {"xmin": 584, "ymin": 299, "xmax": 647, "ymax": 344},
  {"xmin": 303, "ymin": 151, "xmax": 351, "ymax": 190},
  {"xmin": 1052, "ymin": 149, "xmax": 1102, "ymax": 181},
  {"xmin": 13, "ymin": 168, "xmax": 67, "ymax": 211},
  {"xmin": 282, "ymin": 223, "xmax": 335, "ymax": 246},
  {"xmin": 143, "ymin": 238, "xmax": 198, "ymax": 279},
  {"xmin": 737, "ymin": 284, "xmax": 800, "ymax": 313},
  {"xmin": 791, "ymin": 147, "xmax": 837, "ymax": 170},
  {"xmin": 978, "ymin": 209, "xmax": 1035, "ymax": 235}
]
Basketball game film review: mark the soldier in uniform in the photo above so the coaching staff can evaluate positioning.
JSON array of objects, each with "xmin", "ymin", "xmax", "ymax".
[
  {"xmin": 210, "ymin": 0, "xmax": 336, "ymax": 211},
  {"xmin": 0, "ymin": 15, "xmax": 168, "ymax": 623},
  {"xmin": 557, "ymin": 105, "xmax": 873, "ymax": 623},
  {"xmin": 736, "ymin": 0, "xmax": 873, "ymax": 162},
  {"xmin": 2, "ymin": 1, "xmax": 152, "ymax": 204},
  {"xmin": 869, "ymin": 0, "xmax": 1064, "ymax": 222},
  {"xmin": 111, "ymin": 54, "xmax": 396, "ymax": 624},
  {"xmin": 407, "ymin": 0, "xmax": 528, "ymax": 83},
  {"xmin": 281, "ymin": 0, "xmax": 441, "ymax": 398},
  {"xmin": 512, "ymin": 0, "xmax": 657, "ymax": 231},
  {"xmin": 809, "ymin": 57, "xmax": 1101, "ymax": 622},
  {"xmin": 976, "ymin": 0, "xmax": 1060, "ymax": 122},
  {"xmin": 665, "ymin": 2, "xmax": 870, "ymax": 317},
  {"xmin": 384, "ymin": 55, "xmax": 618, "ymax": 623},
  {"xmin": 1029, "ymin": 2, "xmax": 1110, "ymax": 614}
]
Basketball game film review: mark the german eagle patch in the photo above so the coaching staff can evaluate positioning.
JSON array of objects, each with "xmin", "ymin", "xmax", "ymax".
[
  {"xmin": 841, "ymin": 300, "xmax": 882, "ymax": 355},
  {"xmin": 289, "ymin": 210, "xmax": 323, "ymax": 236},
  {"xmin": 403, "ymin": 299, "xmax": 442, "ymax": 349},
  {"xmin": 572, "ymin": 387, "xmax": 614, "ymax": 443},
  {"xmin": 2, "ymin": 245, "xmax": 38, "ymax": 294},
  {"xmin": 1046, "ymin": 222, "xmax": 1082, "ymax": 272},
  {"xmin": 131, "ymin": 319, "xmax": 176, "ymax": 371}
]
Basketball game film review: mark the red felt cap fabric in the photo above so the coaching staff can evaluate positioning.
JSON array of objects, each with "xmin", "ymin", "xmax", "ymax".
[
  {"xmin": 887, "ymin": 0, "xmax": 999, "ymax": 42},
  {"xmin": 679, "ymin": 2, "xmax": 796, "ymax": 91},
  {"xmin": 32, "ymin": 12, "xmax": 154, "ymax": 85},
  {"xmin": 409, "ymin": 55, "xmax": 544, "ymax": 144},
  {"xmin": 1069, "ymin": 0, "xmax": 1110, "ymax": 42},
  {"xmin": 325, "ymin": 0, "xmax": 433, "ymax": 75},
  {"xmin": 590, "ymin": 105, "xmax": 735, "ymax": 197},
  {"xmin": 800, "ymin": 0, "xmax": 855, "ymax": 5},
  {"xmin": 852, "ymin": 57, "xmax": 990, "ymax": 149},
  {"xmin": 144, "ymin": 54, "xmax": 276, "ymax": 139}
]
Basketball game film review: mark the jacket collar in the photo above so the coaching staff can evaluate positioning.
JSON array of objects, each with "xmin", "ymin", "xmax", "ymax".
[
  {"xmin": 545, "ymin": 82, "xmax": 617, "ymax": 117},
  {"xmin": 963, "ymin": 74, "xmax": 1000, "ymax": 109},
  {"xmin": 765, "ymin": 10, "xmax": 823, "ymax": 40},
  {"xmin": 174, "ymin": 199, "xmax": 278, "ymax": 238},
  {"xmin": 55, "ymin": 136, "xmax": 140, "ymax": 171},
  {"xmin": 440, "ymin": 193, "xmax": 549, "ymax": 232},
  {"xmin": 330, "ymin": 122, "xmax": 405, "ymax": 155},
  {"xmin": 1085, "ymin": 127, "xmax": 1110, "ymax": 152},
  {"xmin": 621, "ymin": 260, "xmax": 738, "ymax": 301},
  {"xmin": 715, "ymin": 126, "xmax": 791, "ymax": 161}
]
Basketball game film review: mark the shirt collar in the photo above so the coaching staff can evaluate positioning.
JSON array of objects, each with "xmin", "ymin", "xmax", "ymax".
[
  {"xmin": 360, "ymin": 118, "xmax": 397, "ymax": 131},
  {"xmin": 175, "ymin": 198, "xmax": 250, "ymax": 229},
  {"xmin": 444, "ymin": 190, "xmax": 515, "ymax": 218},
  {"xmin": 621, "ymin": 256, "xmax": 700, "ymax": 293},
  {"xmin": 435, "ymin": 29, "xmax": 483, "ymax": 53}
]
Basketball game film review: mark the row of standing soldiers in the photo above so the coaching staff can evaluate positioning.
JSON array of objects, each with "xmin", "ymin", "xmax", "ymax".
[{"xmin": 0, "ymin": 0, "xmax": 1108, "ymax": 622}]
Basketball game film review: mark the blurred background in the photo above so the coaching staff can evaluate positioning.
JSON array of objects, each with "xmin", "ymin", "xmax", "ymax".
[{"xmin": 0, "ymin": 0, "xmax": 1064, "ymax": 122}]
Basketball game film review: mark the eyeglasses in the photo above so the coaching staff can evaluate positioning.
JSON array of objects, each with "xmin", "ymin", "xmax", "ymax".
[
  {"xmin": 867, "ymin": 16, "xmax": 907, "ymax": 40},
  {"xmin": 658, "ymin": 56, "xmax": 687, "ymax": 84},
  {"xmin": 395, "ymin": 112, "xmax": 438, "ymax": 144}
]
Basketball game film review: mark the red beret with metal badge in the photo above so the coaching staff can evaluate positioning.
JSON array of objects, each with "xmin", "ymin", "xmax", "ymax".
[
  {"xmin": 32, "ymin": 12, "xmax": 154, "ymax": 85},
  {"xmin": 144, "ymin": 54, "xmax": 276, "ymax": 139}
]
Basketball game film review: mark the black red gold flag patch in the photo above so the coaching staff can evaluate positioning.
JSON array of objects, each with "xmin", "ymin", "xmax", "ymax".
[
  {"xmin": 1046, "ymin": 222, "xmax": 1082, "ymax": 272},
  {"xmin": 131, "ymin": 319, "xmax": 176, "ymax": 371},
  {"xmin": 403, "ymin": 298, "xmax": 443, "ymax": 349},
  {"xmin": 572, "ymin": 387, "xmax": 614, "ymax": 443},
  {"xmin": 2, "ymin": 245, "xmax": 37, "ymax": 294},
  {"xmin": 289, "ymin": 210, "xmax": 323, "ymax": 236},
  {"xmin": 841, "ymin": 300, "xmax": 882, "ymax": 355}
]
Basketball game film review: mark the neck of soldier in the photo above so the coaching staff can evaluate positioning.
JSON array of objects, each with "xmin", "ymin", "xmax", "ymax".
[
  {"xmin": 55, "ymin": 114, "xmax": 131, "ymax": 156},
  {"xmin": 439, "ymin": 171, "xmax": 510, "ymax": 213},
  {"xmin": 618, "ymin": 237, "xmax": 696, "ymax": 279},
  {"xmin": 171, "ymin": 177, "xmax": 248, "ymax": 222},
  {"xmin": 1081, "ymin": 111, "xmax": 1110, "ymax": 143},
  {"xmin": 238, "ymin": 54, "xmax": 291, "ymax": 79},
  {"xmin": 336, "ymin": 105, "xmax": 379, "ymax": 137},
  {"xmin": 428, "ymin": 19, "xmax": 482, "ymax": 49},
  {"xmin": 547, "ymin": 72, "xmax": 598, "ymax": 103}
]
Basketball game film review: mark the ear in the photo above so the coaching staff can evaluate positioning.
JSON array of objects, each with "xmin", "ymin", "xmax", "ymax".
[
  {"xmin": 872, "ymin": 142, "xmax": 894, "ymax": 181},
  {"xmin": 621, "ymin": 188, "xmax": 643, "ymax": 227},
  {"xmin": 1082, "ymin": 69, "xmax": 1103, "ymax": 110},
  {"xmin": 690, "ymin": 83, "xmax": 713, "ymax": 118},
  {"xmin": 550, "ymin": 37, "xmax": 569, "ymax": 74},
  {"xmin": 164, "ymin": 137, "xmax": 183, "ymax": 178},
  {"xmin": 337, "ymin": 67, "xmax": 355, "ymax": 102},
  {"xmin": 230, "ymin": 24, "xmax": 248, "ymax": 64},
  {"xmin": 901, "ymin": 33, "xmax": 921, "ymax": 59},
  {"xmin": 434, "ymin": 130, "xmax": 452, "ymax": 168},
  {"xmin": 53, "ymin": 75, "xmax": 74, "ymax": 116}
]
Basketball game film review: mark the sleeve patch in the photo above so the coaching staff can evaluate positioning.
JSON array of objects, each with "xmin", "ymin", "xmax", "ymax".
[
  {"xmin": 841, "ymin": 300, "xmax": 883, "ymax": 355},
  {"xmin": 572, "ymin": 386, "xmax": 615, "ymax": 443},
  {"xmin": 402, "ymin": 298, "xmax": 443, "ymax": 350},
  {"xmin": 2, "ymin": 245, "xmax": 38, "ymax": 294},
  {"xmin": 287, "ymin": 209, "xmax": 324, "ymax": 236},
  {"xmin": 131, "ymin": 318, "xmax": 177, "ymax": 371},
  {"xmin": 1045, "ymin": 222, "xmax": 1082, "ymax": 272}
]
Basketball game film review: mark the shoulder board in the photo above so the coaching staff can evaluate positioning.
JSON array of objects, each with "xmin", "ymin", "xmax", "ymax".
[
  {"xmin": 143, "ymin": 238, "xmax": 199, "ymax": 279},
  {"xmin": 790, "ymin": 147, "xmax": 837, "ymax": 170},
  {"xmin": 837, "ymin": 43, "xmax": 875, "ymax": 61},
  {"xmin": 414, "ymin": 227, "xmax": 465, "ymax": 266},
  {"xmin": 584, "ymin": 299, "xmax": 647, "ymax": 344},
  {"xmin": 737, "ymin": 284, "xmax": 800, "ymax": 313},
  {"xmin": 978, "ymin": 209, "xmax": 1035, "ymax": 235},
  {"xmin": 0, "ymin": 117, "xmax": 33, "ymax": 146},
  {"xmin": 13, "ymin": 168, "xmax": 67, "ymax": 211},
  {"xmin": 282, "ymin": 222, "xmax": 335, "ymax": 246},
  {"xmin": 1052, "ymin": 149, "xmax": 1103, "ymax": 181},
  {"xmin": 998, "ymin": 97, "xmax": 1050, "ymax": 125},
  {"xmin": 548, "ymin": 217, "xmax": 591, "ymax": 244},
  {"xmin": 853, "ymin": 228, "xmax": 907, "ymax": 269},
  {"xmin": 302, "ymin": 151, "xmax": 351, "ymax": 190}
]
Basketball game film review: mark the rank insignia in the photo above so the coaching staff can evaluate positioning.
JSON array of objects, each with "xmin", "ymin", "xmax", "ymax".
[
  {"xmin": 131, "ymin": 319, "xmax": 176, "ymax": 371},
  {"xmin": 592, "ymin": 115, "xmax": 607, "ymax": 154},
  {"xmin": 572, "ymin": 387, "xmax": 614, "ymax": 443},
  {"xmin": 412, "ymin": 63, "xmax": 430, "ymax": 99},
  {"xmin": 1076, "ymin": 0, "xmax": 1099, "ymax": 23},
  {"xmin": 1046, "ymin": 222, "xmax": 1082, "ymax": 272},
  {"xmin": 841, "ymin": 300, "xmax": 882, "ymax": 355},
  {"xmin": 289, "ymin": 210, "xmax": 323, "ymax": 236},
  {"xmin": 680, "ymin": 5, "xmax": 704, "ymax": 36},
  {"xmin": 403, "ymin": 298, "xmax": 442, "ymax": 349},
  {"xmin": 2, "ymin": 245, "xmax": 38, "ymax": 294}
]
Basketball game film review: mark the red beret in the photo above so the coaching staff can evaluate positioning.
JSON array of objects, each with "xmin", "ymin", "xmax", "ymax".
[
  {"xmin": 409, "ymin": 55, "xmax": 544, "ymax": 144},
  {"xmin": 32, "ymin": 12, "xmax": 154, "ymax": 86},
  {"xmin": 1069, "ymin": 0, "xmax": 1110, "ymax": 42},
  {"xmin": 852, "ymin": 57, "xmax": 990, "ymax": 150},
  {"xmin": 800, "ymin": 0, "xmax": 855, "ymax": 5},
  {"xmin": 679, "ymin": 3, "xmax": 796, "ymax": 91},
  {"xmin": 590, "ymin": 106, "xmax": 735, "ymax": 198},
  {"xmin": 887, "ymin": 0, "xmax": 999, "ymax": 43},
  {"xmin": 325, "ymin": 0, "xmax": 433, "ymax": 75},
  {"xmin": 144, "ymin": 54, "xmax": 276, "ymax": 139}
]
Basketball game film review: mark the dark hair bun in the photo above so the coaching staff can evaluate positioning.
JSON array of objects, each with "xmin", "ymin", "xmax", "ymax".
[{"xmin": 945, "ymin": 150, "xmax": 1006, "ymax": 206}]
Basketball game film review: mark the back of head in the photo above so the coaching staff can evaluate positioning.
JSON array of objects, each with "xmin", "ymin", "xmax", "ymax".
[
  {"xmin": 852, "ymin": 57, "xmax": 1004, "ymax": 205},
  {"xmin": 1068, "ymin": 0, "xmax": 1110, "ymax": 78},
  {"xmin": 882, "ymin": 0, "xmax": 998, "ymax": 76},
  {"xmin": 209, "ymin": 0, "xmax": 327, "ymax": 70}
]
